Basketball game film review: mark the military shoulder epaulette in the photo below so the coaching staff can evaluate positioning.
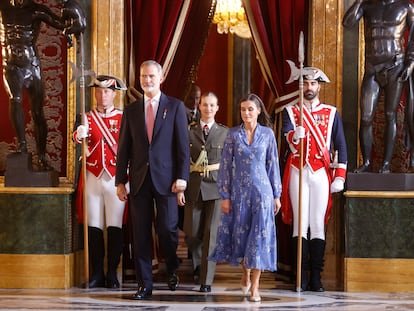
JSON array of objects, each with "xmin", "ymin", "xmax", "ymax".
[
  {"xmin": 216, "ymin": 123, "xmax": 228, "ymax": 128},
  {"xmin": 188, "ymin": 121, "xmax": 198, "ymax": 129}
]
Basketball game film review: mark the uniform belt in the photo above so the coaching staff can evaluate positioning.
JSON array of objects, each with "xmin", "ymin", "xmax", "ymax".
[{"xmin": 190, "ymin": 163, "xmax": 220, "ymax": 173}]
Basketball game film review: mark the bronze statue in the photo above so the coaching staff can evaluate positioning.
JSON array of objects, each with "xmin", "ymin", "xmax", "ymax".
[
  {"xmin": 0, "ymin": 0, "xmax": 85, "ymax": 170},
  {"xmin": 61, "ymin": 0, "xmax": 86, "ymax": 48},
  {"xmin": 343, "ymin": 0, "xmax": 414, "ymax": 173}
]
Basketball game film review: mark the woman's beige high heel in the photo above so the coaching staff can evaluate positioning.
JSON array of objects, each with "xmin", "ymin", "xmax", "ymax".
[
  {"xmin": 240, "ymin": 281, "xmax": 251, "ymax": 295},
  {"xmin": 249, "ymin": 295, "xmax": 261, "ymax": 302}
]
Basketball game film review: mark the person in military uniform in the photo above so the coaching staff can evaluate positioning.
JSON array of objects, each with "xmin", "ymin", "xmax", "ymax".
[
  {"xmin": 73, "ymin": 75, "xmax": 127, "ymax": 288},
  {"xmin": 184, "ymin": 92, "xmax": 228, "ymax": 292},
  {"xmin": 281, "ymin": 68, "xmax": 347, "ymax": 292}
]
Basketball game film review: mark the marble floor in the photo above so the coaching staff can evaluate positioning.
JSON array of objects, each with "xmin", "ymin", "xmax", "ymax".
[
  {"xmin": 1, "ymin": 283, "xmax": 414, "ymax": 310},
  {"xmin": 2, "ymin": 231, "xmax": 414, "ymax": 310},
  {"xmin": 1, "ymin": 264, "xmax": 414, "ymax": 311}
]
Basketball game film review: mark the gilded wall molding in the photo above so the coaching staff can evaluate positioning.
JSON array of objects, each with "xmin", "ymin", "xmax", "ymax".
[
  {"xmin": 66, "ymin": 46, "xmax": 76, "ymax": 185},
  {"xmin": 309, "ymin": 0, "xmax": 344, "ymax": 113},
  {"xmin": 91, "ymin": 0, "xmax": 126, "ymax": 109}
]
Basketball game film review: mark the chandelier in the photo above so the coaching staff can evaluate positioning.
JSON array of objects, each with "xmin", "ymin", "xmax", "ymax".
[{"xmin": 212, "ymin": 0, "xmax": 251, "ymax": 39}]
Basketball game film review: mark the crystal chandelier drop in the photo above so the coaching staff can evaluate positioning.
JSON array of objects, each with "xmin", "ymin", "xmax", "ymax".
[{"xmin": 212, "ymin": 0, "xmax": 251, "ymax": 39}]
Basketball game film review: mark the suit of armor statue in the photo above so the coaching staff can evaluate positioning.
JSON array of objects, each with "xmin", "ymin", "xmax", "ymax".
[{"xmin": 61, "ymin": 0, "xmax": 86, "ymax": 48}]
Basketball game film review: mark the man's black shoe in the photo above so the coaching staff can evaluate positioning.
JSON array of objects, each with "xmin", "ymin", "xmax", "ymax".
[
  {"xmin": 106, "ymin": 278, "xmax": 120, "ymax": 289},
  {"xmin": 310, "ymin": 284, "xmax": 325, "ymax": 292},
  {"xmin": 167, "ymin": 273, "xmax": 179, "ymax": 291},
  {"xmin": 88, "ymin": 278, "xmax": 105, "ymax": 288},
  {"xmin": 199, "ymin": 284, "xmax": 211, "ymax": 292},
  {"xmin": 132, "ymin": 287, "xmax": 152, "ymax": 300}
]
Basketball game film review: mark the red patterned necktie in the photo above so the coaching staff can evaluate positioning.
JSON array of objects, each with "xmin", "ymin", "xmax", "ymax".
[{"xmin": 146, "ymin": 100, "xmax": 155, "ymax": 142}]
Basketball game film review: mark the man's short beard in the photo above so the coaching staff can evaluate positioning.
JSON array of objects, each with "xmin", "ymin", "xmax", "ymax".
[
  {"xmin": 304, "ymin": 92, "xmax": 316, "ymax": 100},
  {"xmin": 143, "ymin": 86, "xmax": 155, "ymax": 93}
]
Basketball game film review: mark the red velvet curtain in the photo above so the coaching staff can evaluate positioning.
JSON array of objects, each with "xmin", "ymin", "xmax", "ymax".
[
  {"xmin": 125, "ymin": 0, "xmax": 213, "ymax": 100},
  {"xmin": 244, "ymin": 0, "xmax": 308, "ymax": 113},
  {"xmin": 162, "ymin": 1, "xmax": 215, "ymax": 99},
  {"xmin": 125, "ymin": 0, "xmax": 186, "ymax": 94}
]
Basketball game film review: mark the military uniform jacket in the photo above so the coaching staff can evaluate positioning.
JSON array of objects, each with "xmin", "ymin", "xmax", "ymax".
[
  {"xmin": 281, "ymin": 101, "xmax": 347, "ymax": 224},
  {"xmin": 74, "ymin": 107, "xmax": 122, "ymax": 178},
  {"xmin": 282, "ymin": 101, "xmax": 347, "ymax": 180},
  {"xmin": 186, "ymin": 122, "xmax": 229, "ymax": 203}
]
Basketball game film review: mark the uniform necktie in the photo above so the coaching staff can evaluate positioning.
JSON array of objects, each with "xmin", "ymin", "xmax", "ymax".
[
  {"xmin": 203, "ymin": 124, "xmax": 209, "ymax": 140},
  {"xmin": 146, "ymin": 100, "xmax": 155, "ymax": 143}
]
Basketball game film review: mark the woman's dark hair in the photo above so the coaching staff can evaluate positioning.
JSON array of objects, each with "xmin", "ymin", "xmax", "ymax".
[{"xmin": 239, "ymin": 93, "xmax": 272, "ymax": 128}]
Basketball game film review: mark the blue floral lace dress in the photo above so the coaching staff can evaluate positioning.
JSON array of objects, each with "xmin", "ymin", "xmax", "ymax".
[{"xmin": 209, "ymin": 124, "xmax": 282, "ymax": 271}]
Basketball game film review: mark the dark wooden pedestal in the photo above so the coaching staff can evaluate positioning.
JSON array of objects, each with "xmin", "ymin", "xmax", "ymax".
[
  {"xmin": 347, "ymin": 172, "xmax": 414, "ymax": 191},
  {"xmin": 4, "ymin": 152, "xmax": 58, "ymax": 187}
]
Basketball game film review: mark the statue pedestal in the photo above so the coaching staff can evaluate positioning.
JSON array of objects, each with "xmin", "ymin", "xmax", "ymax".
[
  {"xmin": 0, "ymin": 184, "xmax": 78, "ymax": 288},
  {"xmin": 344, "ymin": 174, "xmax": 414, "ymax": 292},
  {"xmin": 347, "ymin": 172, "xmax": 414, "ymax": 191},
  {"xmin": 4, "ymin": 152, "xmax": 58, "ymax": 187}
]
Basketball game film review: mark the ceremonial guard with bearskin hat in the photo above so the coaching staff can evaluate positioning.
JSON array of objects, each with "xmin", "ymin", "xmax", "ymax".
[
  {"xmin": 281, "ymin": 67, "xmax": 347, "ymax": 292},
  {"xmin": 73, "ymin": 75, "xmax": 127, "ymax": 289}
]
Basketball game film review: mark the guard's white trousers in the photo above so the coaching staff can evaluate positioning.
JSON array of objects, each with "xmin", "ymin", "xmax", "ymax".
[
  {"xmin": 86, "ymin": 170, "xmax": 125, "ymax": 229},
  {"xmin": 288, "ymin": 165, "xmax": 329, "ymax": 240}
]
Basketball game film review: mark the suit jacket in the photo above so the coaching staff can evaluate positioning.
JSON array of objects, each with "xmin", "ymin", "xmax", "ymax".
[
  {"xmin": 186, "ymin": 122, "xmax": 229, "ymax": 202},
  {"xmin": 115, "ymin": 92, "xmax": 190, "ymax": 196}
]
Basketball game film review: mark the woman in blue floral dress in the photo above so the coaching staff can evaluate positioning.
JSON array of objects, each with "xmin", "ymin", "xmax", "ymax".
[{"xmin": 210, "ymin": 93, "xmax": 282, "ymax": 302}]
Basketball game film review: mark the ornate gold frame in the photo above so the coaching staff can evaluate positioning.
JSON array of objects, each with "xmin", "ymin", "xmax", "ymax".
[
  {"xmin": 65, "ymin": 47, "xmax": 77, "ymax": 185},
  {"xmin": 308, "ymin": 0, "xmax": 344, "ymax": 113},
  {"xmin": 90, "ymin": 0, "xmax": 126, "ymax": 108}
]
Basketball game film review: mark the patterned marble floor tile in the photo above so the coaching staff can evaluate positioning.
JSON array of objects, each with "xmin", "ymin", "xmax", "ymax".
[{"xmin": 0, "ymin": 286, "xmax": 414, "ymax": 310}]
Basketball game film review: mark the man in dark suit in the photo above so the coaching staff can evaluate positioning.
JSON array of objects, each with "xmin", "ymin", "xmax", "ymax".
[
  {"xmin": 116, "ymin": 60, "xmax": 190, "ymax": 300},
  {"xmin": 184, "ymin": 92, "xmax": 228, "ymax": 292},
  {"xmin": 185, "ymin": 84, "xmax": 201, "ymax": 125},
  {"xmin": 178, "ymin": 83, "xmax": 201, "ymax": 231}
]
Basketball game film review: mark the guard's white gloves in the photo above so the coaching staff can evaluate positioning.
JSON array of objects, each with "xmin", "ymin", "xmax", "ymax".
[
  {"xmin": 293, "ymin": 126, "xmax": 306, "ymax": 141},
  {"xmin": 76, "ymin": 125, "xmax": 88, "ymax": 140},
  {"xmin": 330, "ymin": 177, "xmax": 345, "ymax": 193}
]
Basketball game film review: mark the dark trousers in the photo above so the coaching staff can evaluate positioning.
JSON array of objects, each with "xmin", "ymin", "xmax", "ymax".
[{"xmin": 129, "ymin": 172, "xmax": 179, "ymax": 290}]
